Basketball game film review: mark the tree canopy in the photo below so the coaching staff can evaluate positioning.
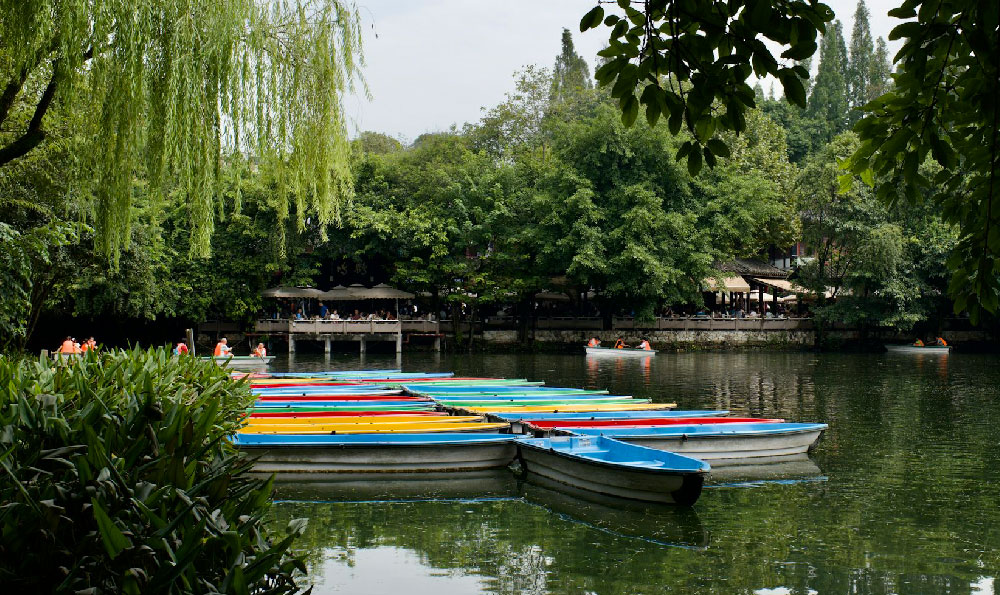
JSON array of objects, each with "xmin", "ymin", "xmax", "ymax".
[
  {"xmin": 0, "ymin": 0, "xmax": 364, "ymax": 260},
  {"xmin": 583, "ymin": 0, "xmax": 1000, "ymax": 320}
]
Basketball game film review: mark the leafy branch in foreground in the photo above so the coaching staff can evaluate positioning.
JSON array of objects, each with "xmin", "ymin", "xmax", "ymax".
[
  {"xmin": 0, "ymin": 348, "xmax": 309, "ymax": 594},
  {"xmin": 579, "ymin": 0, "xmax": 834, "ymax": 176},
  {"xmin": 845, "ymin": 0, "xmax": 1000, "ymax": 322}
]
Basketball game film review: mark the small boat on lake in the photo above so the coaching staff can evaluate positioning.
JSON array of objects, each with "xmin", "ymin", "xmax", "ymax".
[
  {"xmin": 240, "ymin": 420, "xmax": 510, "ymax": 434},
  {"xmin": 568, "ymin": 422, "xmax": 828, "ymax": 461},
  {"xmin": 203, "ymin": 355, "xmax": 275, "ymax": 370},
  {"xmin": 585, "ymin": 346, "xmax": 656, "ymax": 357},
  {"xmin": 885, "ymin": 344, "xmax": 951, "ymax": 354},
  {"xmin": 490, "ymin": 410, "xmax": 729, "ymax": 421},
  {"xmin": 232, "ymin": 433, "xmax": 518, "ymax": 473},
  {"xmin": 242, "ymin": 415, "xmax": 485, "ymax": 426},
  {"xmin": 516, "ymin": 435, "xmax": 709, "ymax": 505},
  {"xmin": 462, "ymin": 402, "xmax": 676, "ymax": 414},
  {"xmin": 524, "ymin": 417, "xmax": 783, "ymax": 430},
  {"xmin": 249, "ymin": 410, "xmax": 450, "ymax": 418},
  {"xmin": 491, "ymin": 410, "xmax": 729, "ymax": 433}
]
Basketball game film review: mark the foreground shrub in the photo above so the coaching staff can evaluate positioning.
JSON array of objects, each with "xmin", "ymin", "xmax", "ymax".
[{"xmin": 0, "ymin": 348, "xmax": 308, "ymax": 594}]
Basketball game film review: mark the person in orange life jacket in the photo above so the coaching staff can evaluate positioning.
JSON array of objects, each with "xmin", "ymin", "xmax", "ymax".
[
  {"xmin": 587, "ymin": 337, "xmax": 600, "ymax": 348},
  {"xmin": 913, "ymin": 338, "xmax": 924, "ymax": 347},
  {"xmin": 214, "ymin": 338, "xmax": 233, "ymax": 357},
  {"xmin": 57, "ymin": 336, "xmax": 79, "ymax": 354},
  {"xmin": 252, "ymin": 343, "xmax": 267, "ymax": 357},
  {"xmin": 80, "ymin": 337, "xmax": 94, "ymax": 352},
  {"xmin": 174, "ymin": 340, "xmax": 189, "ymax": 355},
  {"xmin": 637, "ymin": 339, "xmax": 652, "ymax": 350},
  {"xmin": 935, "ymin": 337, "xmax": 948, "ymax": 346},
  {"xmin": 614, "ymin": 338, "xmax": 627, "ymax": 349}
]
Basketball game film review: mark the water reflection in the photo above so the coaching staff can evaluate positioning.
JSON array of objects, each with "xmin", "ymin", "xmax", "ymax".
[{"xmin": 266, "ymin": 352, "xmax": 1000, "ymax": 594}]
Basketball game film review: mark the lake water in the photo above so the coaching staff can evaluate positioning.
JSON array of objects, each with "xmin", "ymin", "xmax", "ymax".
[{"xmin": 265, "ymin": 352, "xmax": 999, "ymax": 594}]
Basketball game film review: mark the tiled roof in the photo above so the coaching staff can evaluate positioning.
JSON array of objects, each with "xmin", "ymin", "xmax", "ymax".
[{"xmin": 714, "ymin": 258, "xmax": 790, "ymax": 279}]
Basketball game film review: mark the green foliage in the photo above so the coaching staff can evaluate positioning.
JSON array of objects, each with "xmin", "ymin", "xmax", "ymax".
[
  {"xmin": 807, "ymin": 21, "xmax": 850, "ymax": 139},
  {"xmin": 0, "ymin": 0, "xmax": 364, "ymax": 261},
  {"xmin": 550, "ymin": 29, "xmax": 592, "ymax": 105},
  {"xmin": 0, "ymin": 348, "xmax": 308, "ymax": 593},
  {"xmin": 846, "ymin": 0, "xmax": 1000, "ymax": 321},
  {"xmin": 797, "ymin": 133, "xmax": 924, "ymax": 331},
  {"xmin": 846, "ymin": 0, "xmax": 874, "ymax": 119},
  {"xmin": 580, "ymin": 0, "xmax": 834, "ymax": 175}
]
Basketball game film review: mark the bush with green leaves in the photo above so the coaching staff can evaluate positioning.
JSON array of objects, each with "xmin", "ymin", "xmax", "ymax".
[{"xmin": 0, "ymin": 348, "xmax": 309, "ymax": 594}]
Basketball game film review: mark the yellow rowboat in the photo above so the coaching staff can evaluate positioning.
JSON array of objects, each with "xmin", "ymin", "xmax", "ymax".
[
  {"xmin": 242, "ymin": 415, "xmax": 484, "ymax": 426},
  {"xmin": 459, "ymin": 403, "xmax": 677, "ymax": 414},
  {"xmin": 239, "ymin": 421, "xmax": 511, "ymax": 434}
]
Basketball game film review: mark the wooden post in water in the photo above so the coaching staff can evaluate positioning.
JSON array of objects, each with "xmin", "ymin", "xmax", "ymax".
[{"xmin": 186, "ymin": 328, "xmax": 195, "ymax": 356}]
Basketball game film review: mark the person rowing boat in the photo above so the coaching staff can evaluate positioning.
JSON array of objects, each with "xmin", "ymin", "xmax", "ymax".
[
  {"xmin": 252, "ymin": 343, "xmax": 267, "ymax": 358},
  {"xmin": 214, "ymin": 338, "xmax": 233, "ymax": 357},
  {"xmin": 587, "ymin": 337, "xmax": 600, "ymax": 348},
  {"xmin": 637, "ymin": 339, "xmax": 652, "ymax": 351}
]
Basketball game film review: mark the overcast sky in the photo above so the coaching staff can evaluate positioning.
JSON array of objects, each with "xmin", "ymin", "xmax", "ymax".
[{"xmin": 346, "ymin": 0, "xmax": 904, "ymax": 141}]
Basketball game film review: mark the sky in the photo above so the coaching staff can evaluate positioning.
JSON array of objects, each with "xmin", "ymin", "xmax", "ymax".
[{"xmin": 346, "ymin": 0, "xmax": 905, "ymax": 142}]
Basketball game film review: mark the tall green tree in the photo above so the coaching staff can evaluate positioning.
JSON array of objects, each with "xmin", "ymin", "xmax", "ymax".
[
  {"xmin": 549, "ymin": 29, "xmax": 592, "ymax": 104},
  {"xmin": 867, "ymin": 37, "xmax": 892, "ymax": 99},
  {"xmin": 0, "ymin": 0, "xmax": 364, "ymax": 260},
  {"xmin": 808, "ymin": 20, "xmax": 850, "ymax": 139},
  {"xmin": 846, "ymin": 0, "xmax": 874, "ymax": 120}
]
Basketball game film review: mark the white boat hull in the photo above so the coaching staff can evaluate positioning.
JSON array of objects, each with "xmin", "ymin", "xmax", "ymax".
[
  {"xmin": 240, "ymin": 442, "xmax": 517, "ymax": 473},
  {"xmin": 885, "ymin": 345, "xmax": 950, "ymax": 354},
  {"xmin": 207, "ymin": 355, "xmax": 275, "ymax": 370},
  {"xmin": 616, "ymin": 428, "xmax": 825, "ymax": 461},
  {"xmin": 517, "ymin": 443, "xmax": 703, "ymax": 505},
  {"xmin": 585, "ymin": 347, "xmax": 656, "ymax": 357}
]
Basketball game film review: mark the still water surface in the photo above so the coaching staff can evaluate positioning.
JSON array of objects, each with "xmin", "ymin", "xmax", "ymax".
[{"xmin": 265, "ymin": 352, "xmax": 999, "ymax": 594}]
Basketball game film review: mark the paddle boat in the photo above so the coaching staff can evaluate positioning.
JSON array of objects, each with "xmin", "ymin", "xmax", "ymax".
[
  {"xmin": 433, "ymin": 397, "xmax": 647, "ymax": 408},
  {"xmin": 490, "ymin": 410, "xmax": 730, "ymax": 421},
  {"xmin": 523, "ymin": 417, "xmax": 783, "ymax": 430},
  {"xmin": 585, "ymin": 346, "xmax": 656, "ymax": 357},
  {"xmin": 885, "ymin": 344, "xmax": 951, "ymax": 354},
  {"xmin": 240, "ymin": 420, "xmax": 510, "ymax": 434},
  {"xmin": 461, "ymin": 403, "xmax": 677, "ymax": 414},
  {"xmin": 204, "ymin": 355, "xmax": 275, "ymax": 370},
  {"xmin": 568, "ymin": 422, "xmax": 828, "ymax": 461},
  {"xmin": 242, "ymin": 415, "xmax": 486, "ymax": 426},
  {"xmin": 490, "ymin": 410, "xmax": 729, "ymax": 433},
  {"xmin": 515, "ymin": 435, "xmax": 709, "ymax": 505},
  {"xmin": 231, "ymin": 433, "xmax": 518, "ymax": 473},
  {"xmin": 249, "ymin": 410, "xmax": 450, "ymax": 418}
]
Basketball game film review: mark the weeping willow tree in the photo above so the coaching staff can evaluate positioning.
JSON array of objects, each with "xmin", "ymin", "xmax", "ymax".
[{"xmin": 0, "ymin": 0, "xmax": 363, "ymax": 261}]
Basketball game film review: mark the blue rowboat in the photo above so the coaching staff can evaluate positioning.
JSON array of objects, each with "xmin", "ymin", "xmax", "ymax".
[
  {"xmin": 515, "ymin": 435, "xmax": 709, "ymax": 505},
  {"xmin": 232, "ymin": 433, "xmax": 517, "ymax": 473},
  {"xmin": 568, "ymin": 422, "xmax": 828, "ymax": 462}
]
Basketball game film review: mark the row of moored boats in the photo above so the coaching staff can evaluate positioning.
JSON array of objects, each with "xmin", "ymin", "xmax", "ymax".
[{"xmin": 232, "ymin": 370, "xmax": 827, "ymax": 506}]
